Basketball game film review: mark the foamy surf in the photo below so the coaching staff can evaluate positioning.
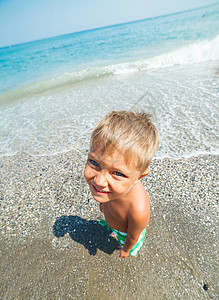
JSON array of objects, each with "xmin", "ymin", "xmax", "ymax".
[{"xmin": 0, "ymin": 60, "xmax": 218, "ymax": 158}]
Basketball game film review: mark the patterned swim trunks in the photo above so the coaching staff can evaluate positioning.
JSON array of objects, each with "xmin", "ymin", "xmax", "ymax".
[{"xmin": 98, "ymin": 218, "xmax": 146, "ymax": 256}]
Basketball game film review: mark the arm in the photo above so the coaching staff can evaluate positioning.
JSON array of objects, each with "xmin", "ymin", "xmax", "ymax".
[
  {"xmin": 119, "ymin": 204, "xmax": 150, "ymax": 258},
  {"xmin": 119, "ymin": 221, "xmax": 144, "ymax": 258}
]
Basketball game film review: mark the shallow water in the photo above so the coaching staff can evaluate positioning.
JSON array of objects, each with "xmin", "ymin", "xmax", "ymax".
[{"xmin": 0, "ymin": 61, "xmax": 218, "ymax": 158}]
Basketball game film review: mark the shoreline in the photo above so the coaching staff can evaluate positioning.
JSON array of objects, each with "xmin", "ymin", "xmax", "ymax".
[
  {"xmin": 1, "ymin": 148, "xmax": 219, "ymax": 159},
  {"xmin": 0, "ymin": 151, "xmax": 218, "ymax": 299}
]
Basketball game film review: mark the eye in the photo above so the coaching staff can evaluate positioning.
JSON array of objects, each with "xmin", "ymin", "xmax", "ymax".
[
  {"xmin": 113, "ymin": 171, "xmax": 125, "ymax": 177},
  {"xmin": 89, "ymin": 159, "xmax": 100, "ymax": 167}
]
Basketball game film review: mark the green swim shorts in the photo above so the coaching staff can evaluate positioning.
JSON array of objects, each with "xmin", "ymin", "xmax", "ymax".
[{"xmin": 98, "ymin": 218, "xmax": 146, "ymax": 256}]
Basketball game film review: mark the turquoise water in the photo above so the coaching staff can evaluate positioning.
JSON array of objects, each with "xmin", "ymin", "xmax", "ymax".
[
  {"xmin": 0, "ymin": 4, "xmax": 218, "ymax": 157},
  {"xmin": 1, "ymin": 4, "xmax": 218, "ymax": 97}
]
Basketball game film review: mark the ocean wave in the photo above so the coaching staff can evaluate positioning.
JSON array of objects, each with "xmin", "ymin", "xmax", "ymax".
[
  {"xmin": 112, "ymin": 34, "xmax": 219, "ymax": 74},
  {"xmin": 139, "ymin": 34, "xmax": 219, "ymax": 70},
  {"xmin": 1, "ymin": 35, "xmax": 218, "ymax": 104}
]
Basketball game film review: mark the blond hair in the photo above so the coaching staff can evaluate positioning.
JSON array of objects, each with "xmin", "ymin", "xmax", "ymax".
[{"xmin": 90, "ymin": 110, "xmax": 159, "ymax": 173}]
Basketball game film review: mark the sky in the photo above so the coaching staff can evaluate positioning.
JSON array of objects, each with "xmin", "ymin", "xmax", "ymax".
[{"xmin": 0, "ymin": 0, "xmax": 218, "ymax": 47}]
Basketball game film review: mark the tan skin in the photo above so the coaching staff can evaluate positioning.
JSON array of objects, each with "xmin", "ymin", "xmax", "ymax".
[{"xmin": 84, "ymin": 145, "xmax": 150, "ymax": 258}]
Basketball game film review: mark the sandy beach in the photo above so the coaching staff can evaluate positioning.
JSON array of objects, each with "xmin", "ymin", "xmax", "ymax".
[{"xmin": 0, "ymin": 150, "xmax": 218, "ymax": 299}]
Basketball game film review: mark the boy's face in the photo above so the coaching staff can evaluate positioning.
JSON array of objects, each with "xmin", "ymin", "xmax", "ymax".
[{"xmin": 84, "ymin": 145, "xmax": 142, "ymax": 203}]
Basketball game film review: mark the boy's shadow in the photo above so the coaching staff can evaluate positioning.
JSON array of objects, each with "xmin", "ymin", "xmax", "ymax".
[{"xmin": 53, "ymin": 215, "xmax": 119, "ymax": 255}]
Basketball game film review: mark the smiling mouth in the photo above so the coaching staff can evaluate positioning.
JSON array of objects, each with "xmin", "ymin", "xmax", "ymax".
[{"xmin": 91, "ymin": 184, "xmax": 110, "ymax": 194}]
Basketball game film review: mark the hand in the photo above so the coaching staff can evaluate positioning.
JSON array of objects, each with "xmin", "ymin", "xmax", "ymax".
[{"xmin": 118, "ymin": 246, "xmax": 129, "ymax": 259}]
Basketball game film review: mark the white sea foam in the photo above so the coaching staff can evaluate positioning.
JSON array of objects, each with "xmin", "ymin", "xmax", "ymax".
[{"xmin": 109, "ymin": 34, "xmax": 219, "ymax": 73}]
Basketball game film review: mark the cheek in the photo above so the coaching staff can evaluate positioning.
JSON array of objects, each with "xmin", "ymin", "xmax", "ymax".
[
  {"xmin": 114, "ymin": 181, "xmax": 134, "ymax": 194},
  {"xmin": 84, "ymin": 165, "xmax": 94, "ymax": 181},
  {"xmin": 112, "ymin": 181, "xmax": 128, "ymax": 193},
  {"xmin": 83, "ymin": 165, "xmax": 89, "ymax": 181}
]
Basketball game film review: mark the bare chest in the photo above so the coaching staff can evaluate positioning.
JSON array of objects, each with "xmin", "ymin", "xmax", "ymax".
[{"xmin": 103, "ymin": 202, "xmax": 129, "ymax": 232}]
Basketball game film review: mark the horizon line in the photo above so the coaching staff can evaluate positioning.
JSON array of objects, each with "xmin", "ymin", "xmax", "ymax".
[{"xmin": 0, "ymin": 2, "xmax": 218, "ymax": 49}]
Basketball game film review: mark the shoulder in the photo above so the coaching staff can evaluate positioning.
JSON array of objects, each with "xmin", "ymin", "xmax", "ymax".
[{"xmin": 128, "ymin": 182, "xmax": 150, "ymax": 227}]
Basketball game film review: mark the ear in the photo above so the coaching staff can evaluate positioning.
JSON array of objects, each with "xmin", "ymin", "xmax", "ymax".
[{"xmin": 134, "ymin": 169, "xmax": 150, "ymax": 184}]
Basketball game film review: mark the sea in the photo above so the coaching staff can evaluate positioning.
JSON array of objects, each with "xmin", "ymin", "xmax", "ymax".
[{"xmin": 0, "ymin": 3, "xmax": 218, "ymax": 159}]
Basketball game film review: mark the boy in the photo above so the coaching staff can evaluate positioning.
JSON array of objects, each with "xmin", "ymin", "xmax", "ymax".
[{"xmin": 84, "ymin": 110, "xmax": 159, "ymax": 258}]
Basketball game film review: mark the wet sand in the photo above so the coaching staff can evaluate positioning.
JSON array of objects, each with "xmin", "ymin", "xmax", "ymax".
[{"xmin": 0, "ymin": 150, "xmax": 218, "ymax": 299}]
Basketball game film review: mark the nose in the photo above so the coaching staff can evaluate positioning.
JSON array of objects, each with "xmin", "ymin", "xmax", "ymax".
[{"xmin": 94, "ymin": 171, "xmax": 108, "ymax": 187}]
